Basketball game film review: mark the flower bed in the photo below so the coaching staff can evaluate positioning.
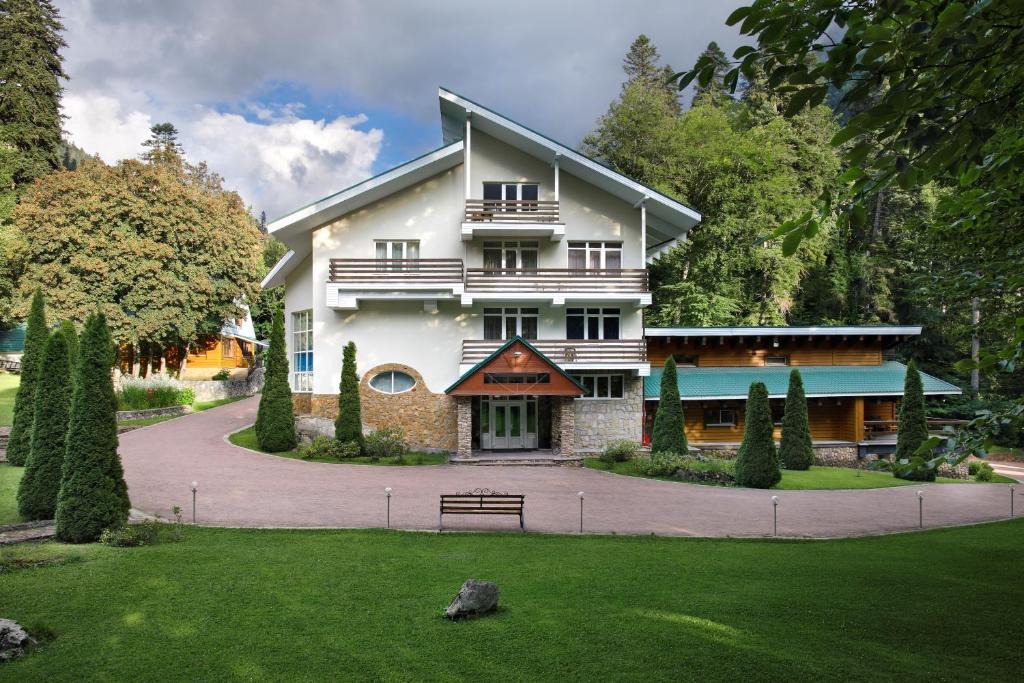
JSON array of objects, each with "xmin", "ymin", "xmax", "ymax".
[{"xmin": 116, "ymin": 376, "xmax": 194, "ymax": 410}]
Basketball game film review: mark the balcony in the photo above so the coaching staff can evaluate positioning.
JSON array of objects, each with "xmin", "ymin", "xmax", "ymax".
[
  {"xmin": 326, "ymin": 258, "xmax": 465, "ymax": 310},
  {"xmin": 461, "ymin": 338, "xmax": 649, "ymax": 375},
  {"xmin": 462, "ymin": 268, "xmax": 650, "ymax": 307},
  {"xmin": 461, "ymin": 199, "xmax": 564, "ymax": 241}
]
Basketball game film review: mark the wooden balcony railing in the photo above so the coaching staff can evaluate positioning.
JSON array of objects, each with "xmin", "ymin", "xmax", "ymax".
[
  {"xmin": 328, "ymin": 259, "xmax": 464, "ymax": 284},
  {"xmin": 464, "ymin": 199, "xmax": 560, "ymax": 223},
  {"xmin": 465, "ymin": 268, "xmax": 648, "ymax": 293},
  {"xmin": 463, "ymin": 339, "xmax": 648, "ymax": 365}
]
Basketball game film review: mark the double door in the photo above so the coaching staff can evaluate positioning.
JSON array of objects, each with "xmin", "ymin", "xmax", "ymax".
[{"xmin": 482, "ymin": 397, "xmax": 538, "ymax": 449}]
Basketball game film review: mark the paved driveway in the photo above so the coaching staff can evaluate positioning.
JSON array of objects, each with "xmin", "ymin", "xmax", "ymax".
[{"xmin": 120, "ymin": 397, "xmax": 1019, "ymax": 537}]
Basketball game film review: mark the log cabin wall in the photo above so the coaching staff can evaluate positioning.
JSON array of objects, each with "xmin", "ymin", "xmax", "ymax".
[
  {"xmin": 647, "ymin": 337, "xmax": 883, "ymax": 367},
  {"xmin": 672, "ymin": 397, "xmax": 867, "ymax": 444}
]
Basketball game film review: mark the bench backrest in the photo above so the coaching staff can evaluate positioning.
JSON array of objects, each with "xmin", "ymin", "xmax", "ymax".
[{"xmin": 440, "ymin": 494, "xmax": 524, "ymax": 511}]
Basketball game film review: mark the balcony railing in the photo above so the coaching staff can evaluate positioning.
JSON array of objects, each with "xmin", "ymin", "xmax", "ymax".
[
  {"xmin": 464, "ymin": 199, "xmax": 560, "ymax": 223},
  {"xmin": 462, "ymin": 339, "xmax": 647, "ymax": 365},
  {"xmin": 328, "ymin": 259, "xmax": 465, "ymax": 284},
  {"xmin": 465, "ymin": 268, "xmax": 648, "ymax": 293}
]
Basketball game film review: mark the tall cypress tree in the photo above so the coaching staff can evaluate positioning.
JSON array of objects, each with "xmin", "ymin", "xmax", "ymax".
[
  {"xmin": 59, "ymin": 318, "xmax": 78, "ymax": 386},
  {"xmin": 6, "ymin": 289, "xmax": 46, "ymax": 465},
  {"xmin": 254, "ymin": 307, "xmax": 297, "ymax": 452},
  {"xmin": 895, "ymin": 359, "xmax": 928, "ymax": 461},
  {"xmin": 650, "ymin": 356, "xmax": 688, "ymax": 454},
  {"xmin": 335, "ymin": 341, "xmax": 363, "ymax": 449},
  {"xmin": 16, "ymin": 329, "xmax": 69, "ymax": 520},
  {"xmin": 735, "ymin": 382, "xmax": 781, "ymax": 488},
  {"xmin": 779, "ymin": 369, "xmax": 814, "ymax": 470},
  {"xmin": 55, "ymin": 313, "xmax": 129, "ymax": 542}
]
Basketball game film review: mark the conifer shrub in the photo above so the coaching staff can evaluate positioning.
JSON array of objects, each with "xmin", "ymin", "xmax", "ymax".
[
  {"xmin": 734, "ymin": 382, "xmax": 781, "ymax": 488},
  {"xmin": 59, "ymin": 319, "xmax": 79, "ymax": 380},
  {"xmin": 895, "ymin": 360, "xmax": 928, "ymax": 462},
  {"xmin": 6, "ymin": 290, "xmax": 47, "ymax": 466},
  {"xmin": 254, "ymin": 308, "xmax": 297, "ymax": 452},
  {"xmin": 17, "ymin": 330, "xmax": 71, "ymax": 520},
  {"xmin": 55, "ymin": 313, "xmax": 130, "ymax": 543},
  {"xmin": 779, "ymin": 369, "xmax": 814, "ymax": 470},
  {"xmin": 335, "ymin": 341, "xmax": 363, "ymax": 451},
  {"xmin": 650, "ymin": 357, "xmax": 687, "ymax": 454}
]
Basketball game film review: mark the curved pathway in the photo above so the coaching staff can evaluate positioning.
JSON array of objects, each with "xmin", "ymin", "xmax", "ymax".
[{"xmin": 120, "ymin": 397, "xmax": 1019, "ymax": 538}]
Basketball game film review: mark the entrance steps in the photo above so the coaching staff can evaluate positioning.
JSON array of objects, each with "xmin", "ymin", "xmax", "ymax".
[{"xmin": 451, "ymin": 450, "xmax": 583, "ymax": 466}]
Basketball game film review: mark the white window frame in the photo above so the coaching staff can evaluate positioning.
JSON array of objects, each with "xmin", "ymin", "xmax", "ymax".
[
  {"xmin": 568, "ymin": 241, "xmax": 623, "ymax": 270},
  {"xmin": 374, "ymin": 240, "xmax": 420, "ymax": 271},
  {"xmin": 482, "ymin": 240, "xmax": 538, "ymax": 270},
  {"xmin": 368, "ymin": 370, "xmax": 416, "ymax": 395},
  {"xmin": 482, "ymin": 182, "xmax": 540, "ymax": 209},
  {"xmin": 566, "ymin": 307, "xmax": 620, "ymax": 340},
  {"xmin": 291, "ymin": 310, "xmax": 313, "ymax": 393},
  {"xmin": 483, "ymin": 307, "xmax": 539, "ymax": 340},
  {"xmin": 571, "ymin": 373, "xmax": 625, "ymax": 400}
]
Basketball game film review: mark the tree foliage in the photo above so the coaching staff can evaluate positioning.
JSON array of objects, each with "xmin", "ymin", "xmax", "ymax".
[
  {"xmin": 17, "ymin": 329, "xmax": 70, "ymax": 519},
  {"xmin": 650, "ymin": 357, "xmax": 687, "ymax": 454},
  {"xmin": 6, "ymin": 289, "xmax": 46, "ymax": 465},
  {"xmin": 735, "ymin": 382, "xmax": 780, "ymax": 488},
  {"xmin": 251, "ymin": 236, "xmax": 288, "ymax": 342},
  {"xmin": 255, "ymin": 307, "xmax": 297, "ymax": 452},
  {"xmin": 335, "ymin": 341, "xmax": 363, "ymax": 449},
  {"xmin": 55, "ymin": 312, "xmax": 130, "ymax": 543},
  {"xmin": 779, "ymin": 369, "xmax": 813, "ymax": 470},
  {"xmin": 10, "ymin": 156, "xmax": 263, "ymax": 352}
]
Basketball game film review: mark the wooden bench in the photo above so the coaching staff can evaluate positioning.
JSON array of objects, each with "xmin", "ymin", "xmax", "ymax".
[{"xmin": 440, "ymin": 489, "xmax": 525, "ymax": 531}]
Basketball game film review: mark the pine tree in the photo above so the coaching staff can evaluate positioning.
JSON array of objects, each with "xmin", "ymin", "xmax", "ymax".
[
  {"xmin": 779, "ymin": 369, "xmax": 814, "ymax": 470},
  {"xmin": 140, "ymin": 122, "xmax": 184, "ymax": 167},
  {"xmin": 254, "ymin": 307, "xmax": 297, "ymax": 452},
  {"xmin": 16, "ymin": 329, "xmax": 69, "ymax": 520},
  {"xmin": 650, "ymin": 357, "xmax": 687, "ymax": 454},
  {"xmin": 6, "ymin": 289, "xmax": 47, "ymax": 465},
  {"xmin": 735, "ymin": 382, "xmax": 781, "ymax": 488},
  {"xmin": 55, "ymin": 313, "xmax": 130, "ymax": 542},
  {"xmin": 0, "ymin": 0, "xmax": 67, "ymax": 192},
  {"xmin": 622, "ymin": 34, "xmax": 681, "ymax": 113},
  {"xmin": 691, "ymin": 41, "xmax": 731, "ymax": 105},
  {"xmin": 895, "ymin": 359, "xmax": 928, "ymax": 461},
  {"xmin": 335, "ymin": 341, "xmax": 363, "ymax": 449}
]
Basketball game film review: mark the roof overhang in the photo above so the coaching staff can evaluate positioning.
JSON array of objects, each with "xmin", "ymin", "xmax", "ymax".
[
  {"xmin": 645, "ymin": 326, "xmax": 923, "ymax": 338},
  {"xmin": 439, "ymin": 87, "xmax": 701, "ymax": 244}
]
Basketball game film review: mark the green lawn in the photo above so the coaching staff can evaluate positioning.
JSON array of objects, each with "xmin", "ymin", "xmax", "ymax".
[
  {"xmin": 191, "ymin": 395, "xmax": 249, "ymax": 412},
  {"xmin": 0, "ymin": 372, "xmax": 18, "ymax": 427},
  {"xmin": 228, "ymin": 426, "xmax": 448, "ymax": 465},
  {"xmin": 585, "ymin": 459, "xmax": 1010, "ymax": 489},
  {"xmin": 118, "ymin": 395, "xmax": 252, "ymax": 428},
  {"xmin": 0, "ymin": 463, "xmax": 23, "ymax": 525},
  {"xmin": 0, "ymin": 521, "xmax": 1022, "ymax": 680}
]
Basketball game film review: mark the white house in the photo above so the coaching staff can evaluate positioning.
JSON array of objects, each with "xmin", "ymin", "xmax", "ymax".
[{"xmin": 262, "ymin": 88, "xmax": 701, "ymax": 457}]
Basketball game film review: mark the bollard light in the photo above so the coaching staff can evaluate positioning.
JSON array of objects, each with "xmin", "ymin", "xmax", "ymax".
[
  {"xmin": 771, "ymin": 495, "xmax": 779, "ymax": 537},
  {"xmin": 385, "ymin": 487, "xmax": 392, "ymax": 529},
  {"xmin": 1011, "ymin": 485, "xmax": 1016, "ymax": 518},
  {"xmin": 578, "ymin": 491, "xmax": 585, "ymax": 534},
  {"xmin": 191, "ymin": 481, "xmax": 198, "ymax": 525},
  {"xmin": 917, "ymin": 490, "xmax": 924, "ymax": 529}
]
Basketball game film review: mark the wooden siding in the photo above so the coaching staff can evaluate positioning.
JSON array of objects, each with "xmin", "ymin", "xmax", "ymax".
[
  {"xmin": 186, "ymin": 336, "xmax": 252, "ymax": 370},
  {"xmin": 647, "ymin": 338, "xmax": 882, "ymax": 367},
  {"xmin": 448, "ymin": 339, "xmax": 584, "ymax": 396}
]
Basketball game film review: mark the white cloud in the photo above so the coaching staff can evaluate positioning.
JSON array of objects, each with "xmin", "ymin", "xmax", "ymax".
[{"xmin": 62, "ymin": 92, "xmax": 383, "ymax": 217}]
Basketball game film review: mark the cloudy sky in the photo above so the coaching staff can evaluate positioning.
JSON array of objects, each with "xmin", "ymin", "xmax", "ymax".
[{"xmin": 58, "ymin": 0, "xmax": 745, "ymax": 218}]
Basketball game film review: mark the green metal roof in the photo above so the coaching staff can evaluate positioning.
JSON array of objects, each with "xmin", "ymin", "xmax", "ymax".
[
  {"xmin": 444, "ymin": 335, "xmax": 586, "ymax": 394},
  {"xmin": 644, "ymin": 362, "xmax": 962, "ymax": 400},
  {"xmin": 0, "ymin": 325, "xmax": 26, "ymax": 353}
]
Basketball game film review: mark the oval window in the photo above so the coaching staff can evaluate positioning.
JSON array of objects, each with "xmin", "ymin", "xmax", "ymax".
[{"xmin": 369, "ymin": 370, "xmax": 415, "ymax": 394}]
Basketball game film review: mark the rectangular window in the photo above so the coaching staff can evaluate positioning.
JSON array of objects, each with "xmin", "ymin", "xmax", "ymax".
[
  {"xmin": 571, "ymin": 373, "xmax": 625, "ymax": 399},
  {"xmin": 765, "ymin": 355, "xmax": 789, "ymax": 367},
  {"xmin": 482, "ymin": 182, "xmax": 540, "ymax": 210},
  {"xmin": 483, "ymin": 373, "xmax": 550, "ymax": 384},
  {"xmin": 483, "ymin": 307, "xmax": 538, "ymax": 340},
  {"xmin": 291, "ymin": 310, "xmax": 313, "ymax": 393},
  {"xmin": 703, "ymin": 409, "xmax": 736, "ymax": 427},
  {"xmin": 374, "ymin": 240, "xmax": 420, "ymax": 270},
  {"xmin": 221, "ymin": 337, "xmax": 234, "ymax": 358},
  {"xmin": 482, "ymin": 240, "xmax": 538, "ymax": 270},
  {"xmin": 566, "ymin": 307, "xmax": 620, "ymax": 340},
  {"xmin": 568, "ymin": 241, "xmax": 622, "ymax": 270}
]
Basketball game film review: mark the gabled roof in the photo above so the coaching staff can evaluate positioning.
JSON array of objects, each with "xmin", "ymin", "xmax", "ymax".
[
  {"xmin": 644, "ymin": 362, "xmax": 962, "ymax": 401},
  {"xmin": 445, "ymin": 336, "xmax": 586, "ymax": 395},
  {"xmin": 219, "ymin": 304, "xmax": 266, "ymax": 346},
  {"xmin": 0, "ymin": 324, "xmax": 26, "ymax": 353}
]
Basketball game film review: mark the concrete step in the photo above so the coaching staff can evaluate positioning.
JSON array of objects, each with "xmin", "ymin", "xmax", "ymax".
[{"xmin": 451, "ymin": 456, "xmax": 583, "ymax": 467}]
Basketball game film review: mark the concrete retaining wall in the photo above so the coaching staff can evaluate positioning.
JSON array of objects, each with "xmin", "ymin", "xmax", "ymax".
[
  {"xmin": 184, "ymin": 367, "xmax": 264, "ymax": 403},
  {"xmin": 116, "ymin": 405, "xmax": 190, "ymax": 421}
]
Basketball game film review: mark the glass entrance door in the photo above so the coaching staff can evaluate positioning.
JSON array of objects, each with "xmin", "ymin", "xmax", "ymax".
[{"xmin": 481, "ymin": 397, "xmax": 538, "ymax": 449}]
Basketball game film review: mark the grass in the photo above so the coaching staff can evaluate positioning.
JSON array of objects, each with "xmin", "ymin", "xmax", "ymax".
[
  {"xmin": 0, "ymin": 372, "xmax": 18, "ymax": 427},
  {"xmin": 0, "ymin": 463, "xmax": 23, "ymax": 525},
  {"xmin": 228, "ymin": 426, "xmax": 448, "ymax": 465},
  {"xmin": 585, "ymin": 459, "xmax": 1010, "ymax": 489},
  {"xmin": 191, "ymin": 395, "xmax": 249, "ymax": 412},
  {"xmin": 118, "ymin": 395, "xmax": 252, "ymax": 428},
  {"xmin": 0, "ymin": 521, "xmax": 1022, "ymax": 680}
]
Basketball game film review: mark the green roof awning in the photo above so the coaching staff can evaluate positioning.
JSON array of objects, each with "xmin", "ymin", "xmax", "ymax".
[
  {"xmin": 0, "ymin": 325, "xmax": 26, "ymax": 353},
  {"xmin": 644, "ymin": 362, "xmax": 962, "ymax": 400}
]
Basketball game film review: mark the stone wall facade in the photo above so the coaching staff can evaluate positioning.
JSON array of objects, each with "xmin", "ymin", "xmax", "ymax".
[
  {"xmin": 292, "ymin": 363, "xmax": 457, "ymax": 452},
  {"xmin": 456, "ymin": 396, "xmax": 472, "ymax": 458},
  {"xmin": 573, "ymin": 376, "xmax": 643, "ymax": 453}
]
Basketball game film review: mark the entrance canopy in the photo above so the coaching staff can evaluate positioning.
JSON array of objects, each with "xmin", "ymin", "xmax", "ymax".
[{"xmin": 445, "ymin": 336, "xmax": 585, "ymax": 397}]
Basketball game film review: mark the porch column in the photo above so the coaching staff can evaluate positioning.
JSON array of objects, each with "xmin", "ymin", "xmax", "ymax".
[
  {"xmin": 852, "ymin": 397, "xmax": 865, "ymax": 442},
  {"xmin": 456, "ymin": 396, "xmax": 472, "ymax": 459},
  {"xmin": 557, "ymin": 397, "xmax": 576, "ymax": 458}
]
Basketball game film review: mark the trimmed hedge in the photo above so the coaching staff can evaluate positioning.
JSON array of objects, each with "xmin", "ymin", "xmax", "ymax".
[
  {"xmin": 17, "ymin": 330, "xmax": 72, "ymax": 520},
  {"xmin": 735, "ymin": 382, "xmax": 781, "ymax": 488},
  {"xmin": 650, "ymin": 357, "xmax": 687, "ymax": 454},
  {"xmin": 779, "ymin": 369, "xmax": 814, "ymax": 470},
  {"xmin": 6, "ymin": 289, "xmax": 48, "ymax": 466},
  {"xmin": 255, "ymin": 308, "xmax": 297, "ymax": 452},
  {"xmin": 55, "ymin": 313, "xmax": 131, "ymax": 543}
]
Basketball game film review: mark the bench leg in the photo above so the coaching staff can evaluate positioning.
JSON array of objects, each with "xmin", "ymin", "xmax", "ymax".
[
  {"xmin": 439, "ymin": 511, "xmax": 442, "ymax": 532},
  {"xmin": 520, "ymin": 512, "xmax": 524, "ymax": 532}
]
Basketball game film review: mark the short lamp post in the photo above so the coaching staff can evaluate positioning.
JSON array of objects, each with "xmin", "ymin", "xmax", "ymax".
[
  {"xmin": 577, "ymin": 491, "xmax": 584, "ymax": 534},
  {"xmin": 191, "ymin": 481, "xmax": 198, "ymax": 525},
  {"xmin": 771, "ymin": 496, "xmax": 779, "ymax": 537},
  {"xmin": 917, "ymin": 490, "xmax": 924, "ymax": 529},
  {"xmin": 1011, "ymin": 485, "xmax": 1016, "ymax": 518},
  {"xmin": 385, "ymin": 487, "xmax": 392, "ymax": 529}
]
